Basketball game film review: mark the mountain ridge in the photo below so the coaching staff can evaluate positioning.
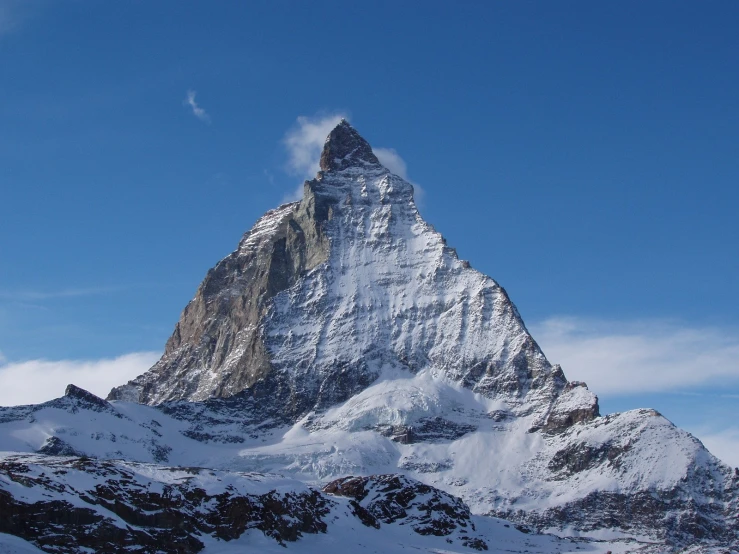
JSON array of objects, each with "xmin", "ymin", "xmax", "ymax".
[
  {"xmin": 109, "ymin": 120, "xmax": 579, "ymax": 427},
  {"xmin": 2, "ymin": 121, "xmax": 737, "ymax": 552}
]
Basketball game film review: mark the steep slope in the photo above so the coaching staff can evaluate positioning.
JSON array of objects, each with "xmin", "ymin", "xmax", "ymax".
[
  {"xmin": 2, "ymin": 121, "xmax": 737, "ymax": 551},
  {"xmin": 109, "ymin": 120, "xmax": 572, "ymax": 426}
]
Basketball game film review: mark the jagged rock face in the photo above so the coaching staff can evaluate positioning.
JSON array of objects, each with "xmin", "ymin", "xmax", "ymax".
[
  {"xmin": 1, "ymin": 385, "xmax": 737, "ymax": 550},
  {"xmin": 324, "ymin": 474, "xmax": 488, "ymax": 550},
  {"xmin": 0, "ymin": 455, "xmax": 331, "ymax": 553},
  {"xmin": 109, "ymin": 120, "xmax": 569, "ymax": 420},
  {"xmin": 0, "ymin": 455, "xmax": 511, "ymax": 554},
  {"xmin": 8, "ymin": 120, "xmax": 728, "ymax": 551}
]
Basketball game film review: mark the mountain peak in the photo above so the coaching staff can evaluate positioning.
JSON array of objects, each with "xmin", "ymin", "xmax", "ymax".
[{"xmin": 319, "ymin": 119, "xmax": 380, "ymax": 172}]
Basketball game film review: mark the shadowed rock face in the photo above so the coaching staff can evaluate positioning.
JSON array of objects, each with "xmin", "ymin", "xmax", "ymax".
[
  {"xmin": 319, "ymin": 119, "xmax": 380, "ymax": 171},
  {"xmin": 108, "ymin": 183, "xmax": 335, "ymax": 410},
  {"xmin": 108, "ymin": 121, "xmax": 574, "ymax": 424},
  {"xmin": 0, "ymin": 455, "xmax": 493, "ymax": 554},
  {"xmin": 323, "ymin": 474, "xmax": 489, "ymax": 550},
  {"xmin": 2, "ymin": 123, "xmax": 738, "ymax": 551},
  {"xmin": 0, "ymin": 455, "xmax": 334, "ymax": 553}
]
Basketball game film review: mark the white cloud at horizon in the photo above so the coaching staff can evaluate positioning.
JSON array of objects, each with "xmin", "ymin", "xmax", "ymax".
[
  {"xmin": 0, "ymin": 318, "xmax": 737, "ymax": 468},
  {"xmin": 184, "ymin": 90, "xmax": 211, "ymax": 124},
  {"xmin": 531, "ymin": 316, "xmax": 739, "ymax": 395},
  {"xmin": 0, "ymin": 351, "xmax": 160, "ymax": 406}
]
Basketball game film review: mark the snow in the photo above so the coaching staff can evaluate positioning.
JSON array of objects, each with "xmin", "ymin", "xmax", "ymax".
[
  {"xmin": 265, "ymin": 164, "xmax": 560, "ymax": 412},
  {"xmin": 0, "ymin": 534, "xmax": 46, "ymax": 553},
  {"xmin": 0, "ymin": 368, "xmax": 735, "ymax": 546},
  {"xmin": 238, "ymin": 202, "xmax": 299, "ymax": 255},
  {"xmin": 1, "ymin": 125, "xmax": 736, "ymax": 551},
  {"xmin": 197, "ymin": 514, "xmax": 634, "ymax": 554},
  {"xmin": 0, "ymin": 452, "xmax": 646, "ymax": 554}
]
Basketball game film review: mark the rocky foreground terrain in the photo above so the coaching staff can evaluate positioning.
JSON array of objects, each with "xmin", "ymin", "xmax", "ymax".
[{"xmin": 1, "ymin": 121, "xmax": 737, "ymax": 552}]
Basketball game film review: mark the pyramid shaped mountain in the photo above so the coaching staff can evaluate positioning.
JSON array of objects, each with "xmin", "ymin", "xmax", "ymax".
[
  {"xmin": 109, "ymin": 120, "xmax": 587, "ymax": 428},
  {"xmin": 3, "ymin": 121, "xmax": 734, "ymax": 552}
]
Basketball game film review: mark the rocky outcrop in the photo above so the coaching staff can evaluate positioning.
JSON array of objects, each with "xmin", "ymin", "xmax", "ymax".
[
  {"xmin": 319, "ymin": 118, "xmax": 380, "ymax": 171},
  {"xmin": 0, "ymin": 454, "xmax": 506, "ymax": 554},
  {"xmin": 0, "ymin": 455, "xmax": 335, "ymax": 553},
  {"xmin": 541, "ymin": 380, "xmax": 599, "ymax": 433},
  {"xmin": 1, "ymin": 120, "xmax": 734, "ymax": 552},
  {"xmin": 324, "ymin": 474, "xmax": 488, "ymax": 550}
]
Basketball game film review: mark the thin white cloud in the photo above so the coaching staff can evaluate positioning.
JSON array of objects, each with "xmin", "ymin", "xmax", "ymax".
[
  {"xmin": 283, "ymin": 112, "xmax": 347, "ymax": 177},
  {"xmin": 280, "ymin": 114, "xmax": 426, "ymax": 207},
  {"xmin": 374, "ymin": 147, "xmax": 425, "ymax": 208},
  {"xmin": 373, "ymin": 147, "xmax": 408, "ymax": 179},
  {"xmin": 281, "ymin": 183, "xmax": 305, "ymax": 204},
  {"xmin": 0, "ymin": 286, "xmax": 128, "ymax": 302},
  {"xmin": 531, "ymin": 317, "xmax": 739, "ymax": 395},
  {"xmin": 184, "ymin": 90, "xmax": 211, "ymax": 124},
  {"xmin": 0, "ymin": 352, "xmax": 160, "ymax": 406},
  {"xmin": 690, "ymin": 426, "xmax": 739, "ymax": 469}
]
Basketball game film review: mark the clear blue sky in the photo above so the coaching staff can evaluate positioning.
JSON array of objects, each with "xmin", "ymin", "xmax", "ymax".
[{"xmin": 1, "ymin": 1, "xmax": 738, "ymax": 460}]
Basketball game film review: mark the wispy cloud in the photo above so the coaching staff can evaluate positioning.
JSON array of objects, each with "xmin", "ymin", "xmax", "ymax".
[
  {"xmin": 183, "ymin": 90, "xmax": 211, "ymax": 124},
  {"xmin": 0, "ymin": 285, "xmax": 129, "ymax": 302},
  {"xmin": 374, "ymin": 147, "xmax": 425, "ymax": 208},
  {"xmin": 0, "ymin": 351, "xmax": 160, "ymax": 406},
  {"xmin": 531, "ymin": 317, "xmax": 739, "ymax": 395},
  {"xmin": 283, "ymin": 112, "xmax": 348, "ymax": 178},
  {"xmin": 373, "ymin": 147, "xmax": 408, "ymax": 179},
  {"xmin": 281, "ymin": 113, "xmax": 425, "ymax": 206}
]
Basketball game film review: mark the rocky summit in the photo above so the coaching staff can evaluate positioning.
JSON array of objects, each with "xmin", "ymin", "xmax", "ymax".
[{"xmin": 1, "ymin": 121, "xmax": 737, "ymax": 553}]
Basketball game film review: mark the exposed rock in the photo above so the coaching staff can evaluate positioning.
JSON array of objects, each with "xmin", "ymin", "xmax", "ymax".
[
  {"xmin": 108, "ymin": 119, "xmax": 566, "ymax": 424},
  {"xmin": 541, "ymin": 380, "xmax": 600, "ymax": 433},
  {"xmin": 36, "ymin": 437, "xmax": 83, "ymax": 457},
  {"xmin": 1, "ymin": 121, "xmax": 736, "ymax": 552},
  {"xmin": 324, "ymin": 474, "xmax": 488, "ymax": 550},
  {"xmin": 0, "ymin": 455, "xmax": 333, "ymax": 553},
  {"xmin": 375, "ymin": 417, "xmax": 477, "ymax": 444},
  {"xmin": 0, "ymin": 455, "xmax": 505, "ymax": 553},
  {"xmin": 319, "ymin": 118, "xmax": 380, "ymax": 171},
  {"xmin": 63, "ymin": 385, "xmax": 111, "ymax": 410}
]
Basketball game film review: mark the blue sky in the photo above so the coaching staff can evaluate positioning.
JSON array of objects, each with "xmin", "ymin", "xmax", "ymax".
[{"xmin": 1, "ymin": 2, "xmax": 738, "ymax": 463}]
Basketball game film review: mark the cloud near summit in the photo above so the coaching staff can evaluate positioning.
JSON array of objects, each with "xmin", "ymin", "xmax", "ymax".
[
  {"xmin": 282, "ymin": 113, "xmax": 423, "ymax": 204},
  {"xmin": 283, "ymin": 113, "xmax": 348, "ymax": 177}
]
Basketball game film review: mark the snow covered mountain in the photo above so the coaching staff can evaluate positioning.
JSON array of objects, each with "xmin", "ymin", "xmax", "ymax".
[
  {"xmin": 2, "ymin": 121, "xmax": 738, "ymax": 552},
  {"xmin": 108, "ymin": 120, "xmax": 572, "ymax": 423}
]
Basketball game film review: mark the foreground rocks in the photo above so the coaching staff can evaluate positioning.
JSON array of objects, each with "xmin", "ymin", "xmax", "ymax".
[{"xmin": 0, "ymin": 454, "xmax": 495, "ymax": 553}]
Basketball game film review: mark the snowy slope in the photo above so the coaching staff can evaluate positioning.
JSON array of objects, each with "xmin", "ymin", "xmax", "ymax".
[
  {"xmin": 0, "ymin": 452, "xmax": 646, "ymax": 554},
  {"xmin": 2, "ymin": 378, "xmax": 737, "ymax": 549},
  {"xmin": 111, "ymin": 120, "xmax": 570, "ymax": 424},
  {"xmin": 1, "ymin": 121, "xmax": 738, "ymax": 552}
]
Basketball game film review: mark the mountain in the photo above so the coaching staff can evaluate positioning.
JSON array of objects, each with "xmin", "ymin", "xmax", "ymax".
[
  {"xmin": 108, "ymin": 120, "xmax": 572, "ymax": 424},
  {"xmin": 1, "ymin": 121, "xmax": 737, "ymax": 553}
]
